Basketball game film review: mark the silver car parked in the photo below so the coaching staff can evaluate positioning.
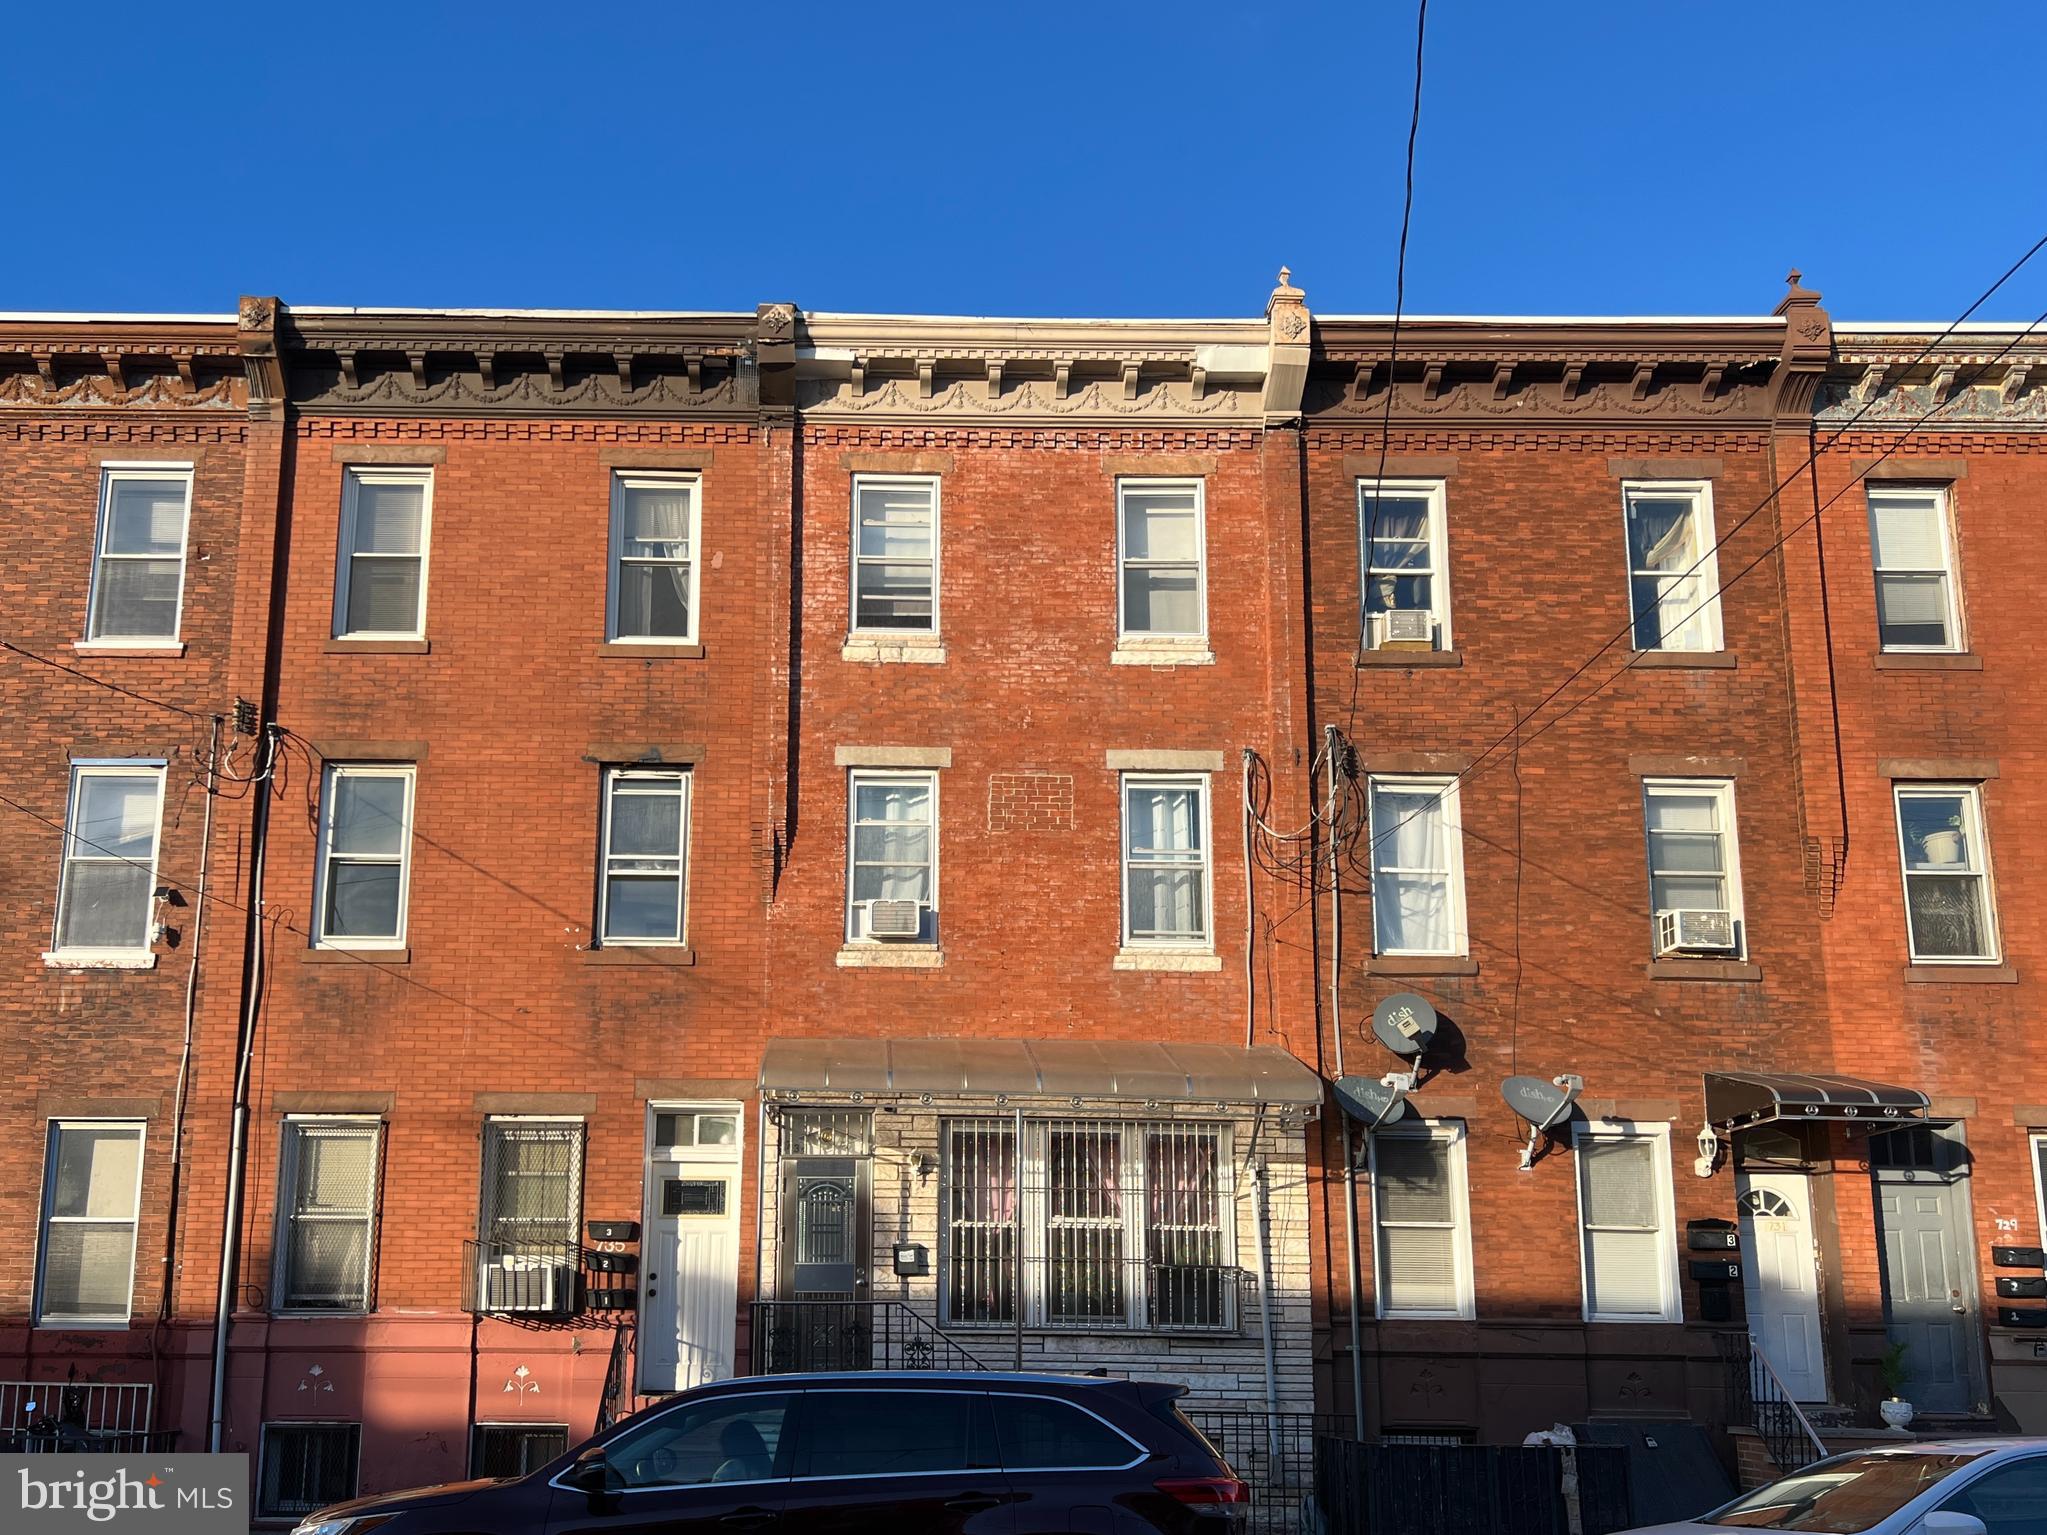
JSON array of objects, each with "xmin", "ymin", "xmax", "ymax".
[{"xmin": 1622, "ymin": 1441, "xmax": 2047, "ymax": 1535}]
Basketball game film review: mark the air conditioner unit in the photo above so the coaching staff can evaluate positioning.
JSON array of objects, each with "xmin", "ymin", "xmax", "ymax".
[
  {"xmin": 1379, "ymin": 609, "xmax": 1434, "ymax": 644},
  {"xmin": 863, "ymin": 899, "xmax": 924, "ymax": 940},
  {"xmin": 484, "ymin": 1254, "xmax": 567, "ymax": 1314},
  {"xmin": 1657, "ymin": 908, "xmax": 1737, "ymax": 955}
]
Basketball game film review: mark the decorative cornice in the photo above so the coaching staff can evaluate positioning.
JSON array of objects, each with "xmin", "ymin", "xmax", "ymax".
[
  {"xmin": 0, "ymin": 314, "xmax": 245, "ymax": 415},
  {"xmin": 1818, "ymin": 325, "xmax": 2047, "ymax": 429}
]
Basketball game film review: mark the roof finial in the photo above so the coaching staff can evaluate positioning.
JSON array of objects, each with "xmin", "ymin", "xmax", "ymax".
[
  {"xmin": 1279, "ymin": 265, "xmax": 1291, "ymax": 287},
  {"xmin": 1786, "ymin": 268, "xmax": 1802, "ymax": 289}
]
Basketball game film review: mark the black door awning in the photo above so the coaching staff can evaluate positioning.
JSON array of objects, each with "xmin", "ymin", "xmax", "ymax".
[{"xmin": 1705, "ymin": 1071, "xmax": 1929, "ymax": 1129}]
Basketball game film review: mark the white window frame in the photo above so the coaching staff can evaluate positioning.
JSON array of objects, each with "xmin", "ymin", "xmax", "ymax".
[
  {"xmin": 84, "ymin": 463, "xmax": 193, "ymax": 645},
  {"xmin": 850, "ymin": 474, "xmax": 941, "ymax": 636},
  {"xmin": 606, "ymin": 470, "xmax": 701, "ymax": 645},
  {"xmin": 938, "ymin": 1117, "xmax": 1237, "ymax": 1333},
  {"xmin": 479, "ymin": 1115, "xmax": 585, "ymax": 1251},
  {"xmin": 49, "ymin": 760, "xmax": 167, "ymax": 963},
  {"xmin": 844, "ymin": 769, "xmax": 939, "ymax": 944},
  {"xmin": 1621, "ymin": 480, "xmax": 1723, "ymax": 653},
  {"xmin": 2032, "ymin": 1134, "xmax": 2047, "ymax": 1258},
  {"xmin": 312, "ymin": 763, "xmax": 416, "ymax": 950},
  {"xmin": 272, "ymin": 1116, "xmax": 382, "ymax": 1316},
  {"xmin": 333, "ymin": 466, "xmax": 433, "ymax": 640},
  {"xmin": 598, "ymin": 767, "xmax": 692, "ymax": 946},
  {"xmin": 1366, "ymin": 775, "xmax": 1467, "ymax": 958},
  {"xmin": 1115, "ymin": 477, "xmax": 1208, "ymax": 642},
  {"xmin": 1572, "ymin": 1121, "xmax": 1682, "ymax": 1324},
  {"xmin": 1893, "ymin": 782, "xmax": 2002, "ymax": 965},
  {"xmin": 1867, "ymin": 484, "xmax": 1964, "ymax": 654},
  {"xmin": 1357, "ymin": 477, "xmax": 1452, "ymax": 650},
  {"xmin": 34, "ymin": 1119, "xmax": 146, "ymax": 1328},
  {"xmin": 1119, "ymin": 774, "xmax": 1214, "ymax": 949},
  {"xmin": 1369, "ymin": 1119, "xmax": 1475, "ymax": 1320},
  {"xmin": 1642, "ymin": 777, "xmax": 1747, "ymax": 959}
]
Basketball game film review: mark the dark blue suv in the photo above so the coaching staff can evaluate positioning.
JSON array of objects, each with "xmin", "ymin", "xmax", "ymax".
[{"xmin": 289, "ymin": 1371, "xmax": 1249, "ymax": 1535}]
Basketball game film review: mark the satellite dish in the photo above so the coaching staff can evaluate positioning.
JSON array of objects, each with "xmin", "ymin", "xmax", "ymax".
[
  {"xmin": 1334, "ymin": 1074, "xmax": 1411, "ymax": 1129},
  {"xmin": 1371, "ymin": 992, "xmax": 1439, "ymax": 1058},
  {"xmin": 1501, "ymin": 1074, "xmax": 1581, "ymax": 1131}
]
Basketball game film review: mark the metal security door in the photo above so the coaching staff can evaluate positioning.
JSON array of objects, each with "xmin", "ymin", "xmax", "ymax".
[
  {"xmin": 1736, "ymin": 1169, "xmax": 1826, "ymax": 1402},
  {"xmin": 639, "ymin": 1106, "xmax": 742, "ymax": 1396},
  {"xmin": 1871, "ymin": 1125, "xmax": 1983, "ymax": 1416},
  {"xmin": 774, "ymin": 1156, "xmax": 872, "ymax": 1372}
]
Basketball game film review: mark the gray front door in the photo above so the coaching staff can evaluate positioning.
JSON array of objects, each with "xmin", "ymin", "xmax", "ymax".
[
  {"xmin": 1871, "ymin": 1125, "xmax": 1983, "ymax": 1416},
  {"xmin": 771, "ymin": 1156, "xmax": 872, "ymax": 1372}
]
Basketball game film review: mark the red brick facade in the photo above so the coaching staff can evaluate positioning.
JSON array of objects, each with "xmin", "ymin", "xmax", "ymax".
[{"xmin": 4, "ymin": 283, "xmax": 2045, "ymax": 1504}]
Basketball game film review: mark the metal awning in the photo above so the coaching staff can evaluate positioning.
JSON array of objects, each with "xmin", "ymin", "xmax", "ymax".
[
  {"xmin": 759, "ymin": 1037, "xmax": 1325, "ymax": 1109},
  {"xmin": 1705, "ymin": 1071, "xmax": 1929, "ymax": 1129}
]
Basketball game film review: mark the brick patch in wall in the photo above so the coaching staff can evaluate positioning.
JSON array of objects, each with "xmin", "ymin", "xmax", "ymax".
[{"xmin": 987, "ymin": 773, "xmax": 1075, "ymax": 833}]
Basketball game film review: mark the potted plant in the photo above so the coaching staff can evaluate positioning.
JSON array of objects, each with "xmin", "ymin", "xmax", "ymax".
[
  {"xmin": 1877, "ymin": 1340, "xmax": 1914, "ymax": 1430},
  {"xmin": 1918, "ymin": 814, "xmax": 1966, "ymax": 868}
]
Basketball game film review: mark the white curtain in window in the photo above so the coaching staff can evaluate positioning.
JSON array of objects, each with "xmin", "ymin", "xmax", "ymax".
[{"xmin": 1371, "ymin": 785, "xmax": 1454, "ymax": 953}]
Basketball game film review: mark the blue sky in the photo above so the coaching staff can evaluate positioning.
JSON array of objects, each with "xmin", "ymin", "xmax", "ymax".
[{"xmin": 5, "ymin": 2, "xmax": 2044, "ymax": 321}]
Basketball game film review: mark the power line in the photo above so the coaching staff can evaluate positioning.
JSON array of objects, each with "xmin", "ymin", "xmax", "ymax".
[{"xmin": 0, "ymin": 637, "xmax": 215, "ymax": 721}]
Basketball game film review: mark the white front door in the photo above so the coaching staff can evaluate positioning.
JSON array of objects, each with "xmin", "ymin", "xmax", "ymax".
[
  {"xmin": 1738, "ymin": 1168, "xmax": 1827, "ymax": 1402},
  {"xmin": 639, "ymin": 1104, "xmax": 742, "ymax": 1395}
]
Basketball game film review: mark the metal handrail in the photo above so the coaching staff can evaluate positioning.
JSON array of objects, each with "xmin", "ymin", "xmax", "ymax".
[
  {"xmin": 1746, "ymin": 1333, "xmax": 1828, "ymax": 1468},
  {"xmin": 749, "ymin": 1300, "xmax": 989, "ymax": 1375}
]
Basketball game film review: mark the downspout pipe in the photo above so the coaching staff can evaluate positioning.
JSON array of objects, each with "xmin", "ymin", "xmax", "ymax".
[
  {"xmin": 1327, "ymin": 724, "xmax": 1366, "ymax": 1433},
  {"xmin": 209, "ymin": 723, "xmax": 275, "ymax": 1453},
  {"xmin": 1250, "ymin": 1143, "xmax": 1280, "ymax": 1423}
]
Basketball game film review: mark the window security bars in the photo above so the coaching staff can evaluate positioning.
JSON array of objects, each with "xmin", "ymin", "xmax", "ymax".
[
  {"xmin": 275, "ymin": 1119, "xmax": 380, "ymax": 1313},
  {"xmin": 469, "ymin": 1121, "xmax": 584, "ymax": 1317},
  {"xmin": 941, "ymin": 1119, "xmax": 1234, "ymax": 1332},
  {"xmin": 259, "ymin": 1422, "xmax": 360, "ymax": 1520},
  {"xmin": 472, "ymin": 1423, "xmax": 569, "ymax": 1478}
]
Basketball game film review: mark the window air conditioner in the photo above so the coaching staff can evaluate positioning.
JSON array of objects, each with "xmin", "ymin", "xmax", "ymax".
[
  {"xmin": 1657, "ymin": 908, "xmax": 1737, "ymax": 955},
  {"xmin": 484, "ymin": 1254, "xmax": 567, "ymax": 1313},
  {"xmin": 1379, "ymin": 609, "xmax": 1434, "ymax": 644},
  {"xmin": 863, "ymin": 899, "xmax": 924, "ymax": 940}
]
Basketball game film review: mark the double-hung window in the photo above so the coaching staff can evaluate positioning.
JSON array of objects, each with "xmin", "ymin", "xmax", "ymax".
[
  {"xmin": 51, "ymin": 762, "xmax": 165, "ymax": 961},
  {"xmin": 846, "ymin": 770, "xmax": 937, "ymax": 943},
  {"xmin": 1117, "ymin": 479, "xmax": 1206, "ymax": 641},
  {"xmin": 1367, "ymin": 777, "xmax": 1465, "ymax": 956},
  {"xmin": 35, "ymin": 1121, "xmax": 145, "ymax": 1326},
  {"xmin": 1359, "ymin": 479, "xmax": 1450, "ymax": 649},
  {"xmin": 608, "ymin": 471, "xmax": 699, "ymax": 643},
  {"xmin": 1867, "ymin": 486, "xmax": 1963, "ymax": 651},
  {"xmin": 1643, "ymin": 778, "xmax": 1745, "ymax": 957},
  {"xmin": 1894, "ymin": 784, "xmax": 2000, "ymax": 963},
  {"xmin": 334, "ymin": 467, "xmax": 431, "ymax": 639},
  {"xmin": 940, "ymin": 1118, "xmax": 1233, "ymax": 1331},
  {"xmin": 1574, "ymin": 1124, "xmax": 1679, "ymax": 1323},
  {"xmin": 1121, "ymin": 776, "xmax": 1211, "ymax": 948},
  {"xmin": 599, "ymin": 768, "xmax": 690, "ymax": 945},
  {"xmin": 274, "ymin": 1118, "xmax": 381, "ymax": 1313},
  {"xmin": 313, "ymin": 764, "xmax": 414, "ymax": 948},
  {"xmin": 477, "ymin": 1119, "xmax": 583, "ymax": 1315},
  {"xmin": 85, "ymin": 465, "xmax": 192, "ymax": 644},
  {"xmin": 852, "ymin": 475, "xmax": 938, "ymax": 634},
  {"xmin": 1622, "ymin": 482, "xmax": 1722, "ymax": 652},
  {"xmin": 1370, "ymin": 1121, "xmax": 1473, "ymax": 1319}
]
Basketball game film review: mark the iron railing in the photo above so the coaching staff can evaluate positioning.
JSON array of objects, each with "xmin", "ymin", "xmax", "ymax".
[
  {"xmin": 1317, "ymin": 1437, "xmax": 1636, "ymax": 1535},
  {"xmin": 462, "ymin": 1238, "xmax": 582, "ymax": 1318},
  {"xmin": 748, "ymin": 1300, "xmax": 990, "ymax": 1375},
  {"xmin": 1719, "ymin": 1331, "xmax": 1827, "ymax": 1473},
  {"xmin": 0, "ymin": 1380, "xmax": 170, "ymax": 1453},
  {"xmin": 1186, "ymin": 1411, "xmax": 1357, "ymax": 1535}
]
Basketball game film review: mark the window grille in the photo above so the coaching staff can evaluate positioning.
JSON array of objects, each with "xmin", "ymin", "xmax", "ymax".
[
  {"xmin": 259, "ymin": 1422, "xmax": 360, "ymax": 1519},
  {"xmin": 941, "ymin": 1118, "xmax": 1233, "ymax": 1331},
  {"xmin": 472, "ymin": 1423, "xmax": 569, "ymax": 1478},
  {"xmin": 778, "ymin": 1109, "xmax": 873, "ymax": 1158},
  {"xmin": 275, "ymin": 1119, "xmax": 380, "ymax": 1313},
  {"xmin": 480, "ymin": 1120, "xmax": 583, "ymax": 1250}
]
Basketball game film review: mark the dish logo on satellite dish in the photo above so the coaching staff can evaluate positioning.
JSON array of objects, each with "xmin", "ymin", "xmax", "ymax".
[{"xmin": 4, "ymin": 1455, "xmax": 246, "ymax": 1534}]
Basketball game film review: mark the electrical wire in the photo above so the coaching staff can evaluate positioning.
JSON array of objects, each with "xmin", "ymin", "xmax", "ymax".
[{"xmin": 0, "ymin": 637, "xmax": 213, "ymax": 720}]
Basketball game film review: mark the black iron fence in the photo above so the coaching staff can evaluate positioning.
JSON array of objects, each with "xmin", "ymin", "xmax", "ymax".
[
  {"xmin": 461, "ymin": 1238, "xmax": 583, "ymax": 1318},
  {"xmin": 1186, "ymin": 1411, "xmax": 1353, "ymax": 1535},
  {"xmin": 1718, "ymin": 1331, "xmax": 1826, "ymax": 1474},
  {"xmin": 748, "ymin": 1301, "xmax": 990, "ymax": 1375},
  {"xmin": 1318, "ymin": 1439, "xmax": 1635, "ymax": 1535}
]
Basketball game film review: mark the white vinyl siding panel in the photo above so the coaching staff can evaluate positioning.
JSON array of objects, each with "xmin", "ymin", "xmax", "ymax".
[
  {"xmin": 313, "ymin": 765, "xmax": 415, "ymax": 948},
  {"xmin": 1368, "ymin": 777, "xmax": 1466, "ymax": 956},
  {"xmin": 1117, "ymin": 479, "xmax": 1206, "ymax": 640},
  {"xmin": 1358, "ymin": 478, "xmax": 1451, "ymax": 649},
  {"xmin": 86, "ymin": 466, "xmax": 192, "ymax": 642},
  {"xmin": 1575, "ymin": 1126, "xmax": 1680, "ymax": 1322},
  {"xmin": 1867, "ymin": 486, "xmax": 1962, "ymax": 652},
  {"xmin": 1894, "ymin": 784, "xmax": 2001, "ymax": 963},
  {"xmin": 35, "ymin": 1121, "xmax": 145, "ymax": 1326},
  {"xmin": 1622, "ymin": 481, "xmax": 1723, "ymax": 652},
  {"xmin": 51, "ymin": 763, "xmax": 165, "ymax": 959},
  {"xmin": 334, "ymin": 468, "xmax": 431, "ymax": 639}
]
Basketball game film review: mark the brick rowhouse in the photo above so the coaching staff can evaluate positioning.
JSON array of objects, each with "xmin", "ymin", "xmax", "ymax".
[{"xmin": 5, "ymin": 275, "xmax": 2047, "ymax": 1508}]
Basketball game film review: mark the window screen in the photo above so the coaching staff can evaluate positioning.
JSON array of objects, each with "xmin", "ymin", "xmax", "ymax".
[{"xmin": 276, "ymin": 1119, "xmax": 380, "ymax": 1312}]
